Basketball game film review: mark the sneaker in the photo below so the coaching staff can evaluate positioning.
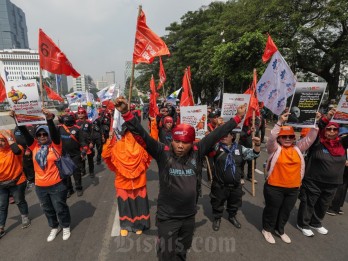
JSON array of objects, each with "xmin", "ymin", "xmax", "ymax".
[
  {"xmin": 309, "ymin": 225, "xmax": 328, "ymax": 235},
  {"xmin": 21, "ymin": 215, "xmax": 31, "ymax": 229},
  {"xmin": 297, "ymin": 224, "xmax": 314, "ymax": 237},
  {"xmin": 262, "ymin": 229, "xmax": 275, "ymax": 244},
  {"xmin": 62, "ymin": 227, "xmax": 71, "ymax": 240},
  {"xmin": 0, "ymin": 229, "xmax": 5, "ymax": 238},
  {"xmin": 9, "ymin": 196, "xmax": 15, "ymax": 204},
  {"xmin": 275, "ymin": 230, "xmax": 291, "ymax": 244},
  {"xmin": 240, "ymin": 179, "xmax": 245, "ymax": 185},
  {"xmin": 338, "ymin": 209, "xmax": 344, "ymax": 215},
  {"xmin": 135, "ymin": 230, "xmax": 143, "ymax": 235},
  {"xmin": 76, "ymin": 190, "xmax": 83, "ymax": 197},
  {"xmin": 247, "ymin": 178, "xmax": 258, "ymax": 184},
  {"xmin": 326, "ymin": 208, "xmax": 337, "ymax": 216},
  {"xmin": 47, "ymin": 228, "xmax": 61, "ymax": 242}
]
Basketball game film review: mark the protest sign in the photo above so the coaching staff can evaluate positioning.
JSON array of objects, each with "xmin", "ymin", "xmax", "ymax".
[
  {"xmin": 331, "ymin": 86, "xmax": 348, "ymax": 124},
  {"xmin": 221, "ymin": 93, "xmax": 250, "ymax": 132},
  {"xmin": 287, "ymin": 82, "xmax": 327, "ymax": 128},
  {"xmin": 180, "ymin": 105, "xmax": 207, "ymax": 140},
  {"xmin": 6, "ymin": 79, "xmax": 46, "ymax": 126}
]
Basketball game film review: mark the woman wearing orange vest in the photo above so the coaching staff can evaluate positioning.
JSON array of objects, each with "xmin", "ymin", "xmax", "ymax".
[
  {"xmin": 15, "ymin": 109, "xmax": 72, "ymax": 242},
  {"xmin": 102, "ymin": 116, "xmax": 158, "ymax": 236},
  {"xmin": 262, "ymin": 112, "xmax": 319, "ymax": 244},
  {"xmin": 0, "ymin": 129, "xmax": 30, "ymax": 238}
]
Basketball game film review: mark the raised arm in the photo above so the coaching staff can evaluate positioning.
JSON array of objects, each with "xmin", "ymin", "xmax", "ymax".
[
  {"xmin": 115, "ymin": 97, "xmax": 164, "ymax": 159},
  {"xmin": 43, "ymin": 109, "xmax": 60, "ymax": 145},
  {"xmin": 197, "ymin": 105, "xmax": 246, "ymax": 157}
]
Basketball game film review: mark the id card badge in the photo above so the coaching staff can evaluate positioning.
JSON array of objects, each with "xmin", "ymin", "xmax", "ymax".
[{"xmin": 234, "ymin": 149, "xmax": 240, "ymax": 155}]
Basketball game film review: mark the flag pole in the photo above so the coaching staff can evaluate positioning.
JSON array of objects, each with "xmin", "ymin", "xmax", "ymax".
[
  {"xmin": 128, "ymin": 5, "xmax": 142, "ymax": 109},
  {"xmin": 251, "ymin": 68, "xmax": 257, "ymax": 197},
  {"xmin": 186, "ymin": 68, "xmax": 194, "ymax": 105},
  {"xmin": 40, "ymin": 69, "xmax": 44, "ymax": 108}
]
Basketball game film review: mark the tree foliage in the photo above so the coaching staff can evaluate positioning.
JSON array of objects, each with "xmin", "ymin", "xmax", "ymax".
[{"xmin": 134, "ymin": 0, "xmax": 348, "ymax": 102}]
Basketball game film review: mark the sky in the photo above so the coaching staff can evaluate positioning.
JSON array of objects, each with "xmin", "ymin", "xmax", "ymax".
[{"xmin": 11, "ymin": 0, "xmax": 224, "ymax": 87}]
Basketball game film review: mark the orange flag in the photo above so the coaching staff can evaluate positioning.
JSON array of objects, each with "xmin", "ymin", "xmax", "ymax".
[
  {"xmin": 157, "ymin": 57, "xmax": 166, "ymax": 90},
  {"xmin": 39, "ymin": 29, "xmax": 80, "ymax": 78},
  {"xmin": 262, "ymin": 34, "xmax": 278, "ymax": 63},
  {"xmin": 133, "ymin": 10, "xmax": 170, "ymax": 64},
  {"xmin": 180, "ymin": 67, "xmax": 194, "ymax": 107},
  {"xmin": 0, "ymin": 76, "xmax": 6, "ymax": 102},
  {"xmin": 149, "ymin": 75, "xmax": 159, "ymax": 117},
  {"xmin": 244, "ymin": 69, "xmax": 260, "ymax": 120},
  {"xmin": 44, "ymin": 84, "xmax": 64, "ymax": 102}
]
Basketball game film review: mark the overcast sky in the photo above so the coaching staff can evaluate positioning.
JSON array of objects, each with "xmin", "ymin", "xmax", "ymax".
[{"xmin": 11, "ymin": 0, "xmax": 224, "ymax": 86}]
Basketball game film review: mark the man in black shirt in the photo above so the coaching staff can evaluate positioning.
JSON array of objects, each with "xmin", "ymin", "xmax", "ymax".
[{"xmin": 114, "ymin": 96, "xmax": 246, "ymax": 261}]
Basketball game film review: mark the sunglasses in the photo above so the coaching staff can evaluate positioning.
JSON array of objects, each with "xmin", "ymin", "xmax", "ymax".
[
  {"xmin": 36, "ymin": 132, "xmax": 48, "ymax": 137},
  {"xmin": 280, "ymin": 135, "xmax": 295, "ymax": 140},
  {"xmin": 326, "ymin": 128, "xmax": 338, "ymax": 132}
]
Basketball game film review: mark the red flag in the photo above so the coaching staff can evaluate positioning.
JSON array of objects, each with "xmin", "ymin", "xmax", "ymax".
[
  {"xmin": 44, "ymin": 84, "xmax": 64, "ymax": 102},
  {"xmin": 180, "ymin": 67, "xmax": 194, "ymax": 107},
  {"xmin": 39, "ymin": 29, "xmax": 80, "ymax": 78},
  {"xmin": 0, "ymin": 76, "xmax": 6, "ymax": 102},
  {"xmin": 157, "ymin": 57, "xmax": 166, "ymax": 90},
  {"xmin": 149, "ymin": 75, "xmax": 159, "ymax": 117},
  {"xmin": 262, "ymin": 34, "xmax": 278, "ymax": 63},
  {"xmin": 244, "ymin": 69, "xmax": 260, "ymax": 120},
  {"xmin": 133, "ymin": 10, "xmax": 170, "ymax": 64}
]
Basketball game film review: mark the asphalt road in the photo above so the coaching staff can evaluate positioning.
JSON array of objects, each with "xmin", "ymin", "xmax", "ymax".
[{"xmin": 1, "ymin": 123, "xmax": 348, "ymax": 261}]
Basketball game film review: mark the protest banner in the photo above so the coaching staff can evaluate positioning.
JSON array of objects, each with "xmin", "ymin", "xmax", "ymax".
[
  {"xmin": 180, "ymin": 105, "xmax": 207, "ymax": 140},
  {"xmin": 5, "ymin": 79, "xmax": 46, "ymax": 126},
  {"xmin": 287, "ymin": 82, "xmax": 327, "ymax": 128},
  {"xmin": 331, "ymin": 85, "xmax": 348, "ymax": 124},
  {"xmin": 221, "ymin": 93, "xmax": 251, "ymax": 132}
]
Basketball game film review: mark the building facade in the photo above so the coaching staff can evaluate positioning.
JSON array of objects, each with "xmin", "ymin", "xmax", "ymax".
[
  {"xmin": 0, "ymin": 0, "xmax": 29, "ymax": 49},
  {"xmin": 72, "ymin": 74, "xmax": 94, "ymax": 92},
  {"xmin": 0, "ymin": 49, "xmax": 39, "ymax": 81}
]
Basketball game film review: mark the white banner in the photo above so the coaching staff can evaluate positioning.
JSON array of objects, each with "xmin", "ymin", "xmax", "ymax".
[
  {"xmin": 221, "ymin": 93, "xmax": 250, "ymax": 132},
  {"xmin": 180, "ymin": 105, "xmax": 207, "ymax": 140},
  {"xmin": 65, "ymin": 91, "xmax": 87, "ymax": 104},
  {"xmin": 5, "ymin": 79, "xmax": 46, "ymax": 126},
  {"xmin": 332, "ymin": 85, "xmax": 348, "ymax": 124}
]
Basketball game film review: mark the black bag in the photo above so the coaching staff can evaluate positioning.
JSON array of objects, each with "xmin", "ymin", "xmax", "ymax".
[{"xmin": 53, "ymin": 148, "xmax": 77, "ymax": 178}]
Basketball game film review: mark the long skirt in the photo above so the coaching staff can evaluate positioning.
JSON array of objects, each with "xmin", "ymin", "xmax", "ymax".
[{"xmin": 116, "ymin": 186, "xmax": 150, "ymax": 232}]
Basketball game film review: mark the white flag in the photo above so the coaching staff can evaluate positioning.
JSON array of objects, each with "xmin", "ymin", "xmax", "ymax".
[
  {"xmin": 65, "ymin": 91, "xmax": 87, "ymax": 104},
  {"xmin": 86, "ymin": 91, "xmax": 98, "ymax": 122},
  {"xmin": 97, "ymin": 84, "xmax": 116, "ymax": 102},
  {"xmin": 256, "ymin": 51, "xmax": 296, "ymax": 115},
  {"xmin": 197, "ymin": 97, "xmax": 202, "ymax": 105},
  {"xmin": 112, "ymin": 89, "xmax": 124, "ymax": 139},
  {"xmin": 214, "ymin": 90, "xmax": 221, "ymax": 102},
  {"xmin": 166, "ymin": 87, "xmax": 182, "ymax": 105}
]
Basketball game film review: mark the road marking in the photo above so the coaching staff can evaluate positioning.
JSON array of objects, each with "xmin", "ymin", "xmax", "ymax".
[
  {"xmin": 255, "ymin": 169, "xmax": 264, "ymax": 175},
  {"xmin": 111, "ymin": 198, "xmax": 120, "ymax": 237}
]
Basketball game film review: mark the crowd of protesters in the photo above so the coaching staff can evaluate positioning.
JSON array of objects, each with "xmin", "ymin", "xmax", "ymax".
[{"xmin": 1, "ymin": 98, "xmax": 348, "ymax": 261}]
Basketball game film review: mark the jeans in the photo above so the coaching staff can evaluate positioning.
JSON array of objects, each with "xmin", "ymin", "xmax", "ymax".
[
  {"xmin": 66, "ymin": 155, "xmax": 83, "ymax": 191},
  {"xmin": 35, "ymin": 181, "xmax": 71, "ymax": 228},
  {"xmin": 0, "ymin": 181, "xmax": 28, "ymax": 228}
]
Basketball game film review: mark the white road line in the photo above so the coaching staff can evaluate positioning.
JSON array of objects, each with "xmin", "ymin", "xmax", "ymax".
[
  {"xmin": 110, "ymin": 200, "xmax": 120, "ymax": 237},
  {"xmin": 255, "ymin": 169, "xmax": 264, "ymax": 175}
]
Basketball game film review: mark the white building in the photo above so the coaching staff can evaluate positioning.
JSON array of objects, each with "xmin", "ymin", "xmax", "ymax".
[
  {"xmin": 0, "ymin": 49, "xmax": 39, "ymax": 81},
  {"xmin": 72, "ymin": 74, "xmax": 92, "ymax": 92},
  {"xmin": 96, "ymin": 80, "xmax": 108, "ymax": 90}
]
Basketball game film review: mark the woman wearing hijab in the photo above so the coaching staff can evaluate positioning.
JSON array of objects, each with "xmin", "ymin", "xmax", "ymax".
[
  {"xmin": 14, "ymin": 109, "xmax": 71, "ymax": 242},
  {"xmin": 0, "ymin": 129, "xmax": 30, "ymax": 238},
  {"xmin": 297, "ymin": 108, "xmax": 348, "ymax": 237},
  {"xmin": 262, "ymin": 112, "xmax": 319, "ymax": 244}
]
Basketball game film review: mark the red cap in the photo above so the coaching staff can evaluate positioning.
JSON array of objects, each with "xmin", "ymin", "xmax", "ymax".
[
  {"xmin": 77, "ymin": 107, "xmax": 87, "ymax": 114},
  {"xmin": 164, "ymin": 116, "xmax": 173, "ymax": 124},
  {"xmin": 172, "ymin": 124, "xmax": 195, "ymax": 143}
]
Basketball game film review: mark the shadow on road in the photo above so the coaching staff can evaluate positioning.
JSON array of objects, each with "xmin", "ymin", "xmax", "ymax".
[
  {"xmin": 241, "ymin": 201, "xmax": 263, "ymax": 231},
  {"xmin": 69, "ymin": 200, "xmax": 96, "ymax": 230}
]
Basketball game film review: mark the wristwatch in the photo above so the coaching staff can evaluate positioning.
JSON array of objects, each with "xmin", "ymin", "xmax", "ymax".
[{"xmin": 7, "ymin": 137, "xmax": 14, "ymax": 141}]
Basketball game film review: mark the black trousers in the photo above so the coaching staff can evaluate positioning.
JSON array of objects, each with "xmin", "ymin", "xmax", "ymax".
[
  {"xmin": 260, "ymin": 119, "xmax": 266, "ymax": 142},
  {"xmin": 241, "ymin": 159, "xmax": 256, "ymax": 179},
  {"xmin": 92, "ymin": 134, "xmax": 102, "ymax": 163},
  {"xmin": 81, "ymin": 151, "xmax": 95, "ymax": 176},
  {"xmin": 210, "ymin": 181, "xmax": 243, "ymax": 219},
  {"xmin": 330, "ymin": 170, "xmax": 348, "ymax": 212},
  {"xmin": 156, "ymin": 216, "xmax": 195, "ymax": 261},
  {"xmin": 297, "ymin": 178, "xmax": 338, "ymax": 229},
  {"xmin": 66, "ymin": 155, "xmax": 83, "ymax": 191},
  {"xmin": 262, "ymin": 183, "xmax": 299, "ymax": 234}
]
